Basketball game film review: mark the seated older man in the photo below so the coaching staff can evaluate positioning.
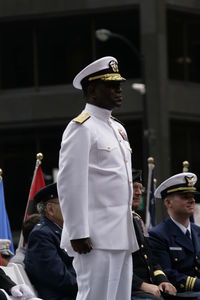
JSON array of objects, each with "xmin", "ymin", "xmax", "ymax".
[
  {"xmin": 24, "ymin": 183, "xmax": 77, "ymax": 300},
  {"xmin": 131, "ymin": 170, "xmax": 176, "ymax": 300}
]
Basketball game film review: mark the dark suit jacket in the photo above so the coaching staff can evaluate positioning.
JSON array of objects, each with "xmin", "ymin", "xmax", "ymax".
[
  {"xmin": 24, "ymin": 216, "xmax": 77, "ymax": 300},
  {"xmin": 149, "ymin": 217, "xmax": 200, "ymax": 292},
  {"xmin": 132, "ymin": 212, "xmax": 169, "ymax": 291},
  {"xmin": 0, "ymin": 268, "xmax": 15, "ymax": 293}
]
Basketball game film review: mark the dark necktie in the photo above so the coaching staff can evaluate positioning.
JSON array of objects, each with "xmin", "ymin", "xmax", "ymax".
[{"xmin": 186, "ymin": 229, "xmax": 191, "ymax": 239}]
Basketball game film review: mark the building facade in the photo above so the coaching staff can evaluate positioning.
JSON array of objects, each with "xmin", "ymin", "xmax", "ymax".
[{"xmin": 0, "ymin": 0, "xmax": 200, "ymax": 232}]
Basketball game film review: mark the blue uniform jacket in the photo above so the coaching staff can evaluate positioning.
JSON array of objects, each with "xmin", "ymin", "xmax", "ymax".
[
  {"xmin": 24, "ymin": 216, "xmax": 77, "ymax": 300},
  {"xmin": 149, "ymin": 217, "xmax": 200, "ymax": 292}
]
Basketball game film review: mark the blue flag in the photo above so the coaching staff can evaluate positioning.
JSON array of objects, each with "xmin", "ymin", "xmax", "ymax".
[
  {"xmin": 145, "ymin": 159, "xmax": 156, "ymax": 230},
  {"xmin": 149, "ymin": 168, "xmax": 156, "ymax": 227},
  {"xmin": 0, "ymin": 178, "xmax": 14, "ymax": 255}
]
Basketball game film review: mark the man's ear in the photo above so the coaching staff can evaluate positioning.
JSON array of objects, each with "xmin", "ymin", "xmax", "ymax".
[{"xmin": 164, "ymin": 196, "xmax": 172, "ymax": 208}]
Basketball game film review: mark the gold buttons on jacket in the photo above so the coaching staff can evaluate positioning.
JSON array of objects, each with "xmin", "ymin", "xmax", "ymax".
[
  {"xmin": 141, "ymin": 244, "xmax": 144, "ymax": 248},
  {"xmin": 195, "ymin": 266, "xmax": 198, "ymax": 271},
  {"xmin": 144, "ymin": 254, "xmax": 148, "ymax": 260}
]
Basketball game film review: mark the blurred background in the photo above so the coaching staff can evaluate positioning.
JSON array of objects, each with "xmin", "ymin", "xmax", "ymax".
[{"xmin": 0, "ymin": 0, "xmax": 200, "ymax": 245}]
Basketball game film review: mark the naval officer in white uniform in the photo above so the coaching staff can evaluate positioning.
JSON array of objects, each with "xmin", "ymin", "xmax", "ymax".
[{"xmin": 57, "ymin": 56, "xmax": 139, "ymax": 300}]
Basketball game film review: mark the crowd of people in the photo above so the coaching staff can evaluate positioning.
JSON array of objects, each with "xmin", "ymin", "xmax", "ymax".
[{"xmin": 1, "ymin": 56, "xmax": 200, "ymax": 300}]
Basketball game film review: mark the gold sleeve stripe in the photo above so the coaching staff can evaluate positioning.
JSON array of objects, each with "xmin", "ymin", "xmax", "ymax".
[
  {"xmin": 190, "ymin": 277, "xmax": 196, "ymax": 290},
  {"xmin": 186, "ymin": 276, "xmax": 196, "ymax": 291},
  {"xmin": 186, "ymin": 276, "xmax": 191, "ymax": 291},
  {"xmin": 154, "ymin": 270, "xmax": 165, "ymax": 277}
]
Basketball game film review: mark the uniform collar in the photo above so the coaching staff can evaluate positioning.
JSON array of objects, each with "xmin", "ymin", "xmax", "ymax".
[
  {"xmin": 85, "ymin": 103, "xmax": 112, "ymax": 121},
  {"xmin": 170, "ymin": 216, "xmax": 191, "ymax": 235}
]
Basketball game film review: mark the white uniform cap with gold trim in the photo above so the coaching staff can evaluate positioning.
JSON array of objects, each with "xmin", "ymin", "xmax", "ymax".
[
  {"xmin": 0, "ymin": 239, "xmax": 13, "ymax": 256},
  {"xmin": 73, "ymin": 56, "xmax": 126, "ymax": 90},
  {"xmin": 154, "ymin": 172, "xmax": 199, "ymax": 199}
]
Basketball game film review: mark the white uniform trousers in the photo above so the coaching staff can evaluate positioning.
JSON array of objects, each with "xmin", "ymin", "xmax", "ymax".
[{"xmin": 73, "ymin": 249, "xmax": 132, "ymax": 300}]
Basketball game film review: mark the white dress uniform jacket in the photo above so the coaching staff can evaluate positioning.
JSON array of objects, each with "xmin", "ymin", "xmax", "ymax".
[{"xmin": 57, "ymin": 103, "xmax": 139, "ymax": 256}]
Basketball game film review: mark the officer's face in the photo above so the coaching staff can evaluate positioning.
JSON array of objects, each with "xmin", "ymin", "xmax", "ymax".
[
  {"xmin": 89, "ymin": 81, "xmax": 123, "ymax": 110},
  {"xmin": 166, "ymin": 192, "xmax": 195, "ymax": 217},
  {"xmin": 132, "ymin": 181, "xmax": 143, "ymax": 211}
]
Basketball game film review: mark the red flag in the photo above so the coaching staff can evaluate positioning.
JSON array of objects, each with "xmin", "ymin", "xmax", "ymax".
[
  {"xmin": 17, "ymin": 153, "xmax": 45, "ymax": 249},
  {"xmin": 25, "ymin": 164, "xmax": 45, "ymax": 220}
]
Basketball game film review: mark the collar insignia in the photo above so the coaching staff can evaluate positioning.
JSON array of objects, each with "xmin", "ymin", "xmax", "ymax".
[{"xmin": 118, "ymin": 128, "xmax": 127, "ymax": 141}]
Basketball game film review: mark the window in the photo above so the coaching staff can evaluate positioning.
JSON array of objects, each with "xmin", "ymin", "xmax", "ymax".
[
  {"xmin": 167, "ymin": 10, "xmax": 200, "ymax": 82},
  {"xmin": 0, "ymin": 21, "xmax": 34, "ymax": 88},
  {"xmin": 171, "ymin": 120, "xmax": 200, "ymax": 180},
  {"xmin": 0, "ymin": 8, "xmax": 139, "ymax": 89},
  {"xmin": 95, "ymin": 9, "xmax": 140, "ymax": 79}
]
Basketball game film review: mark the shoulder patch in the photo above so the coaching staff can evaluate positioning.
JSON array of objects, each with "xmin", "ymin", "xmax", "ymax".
[
  {"xmin": 110, "ymin": 116, "xmax": 124, "ymax": 126},
  {"xmin": 73, "ymin": 112, "xmax": 90, "ymax": 124}
]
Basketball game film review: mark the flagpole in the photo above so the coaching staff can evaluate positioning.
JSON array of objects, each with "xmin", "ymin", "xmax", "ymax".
[
  {"xmin": 24, "ymin": 152, "xmax": 43, "ymax": 221},
  {"xmin": 145, "ymin": 157, "xmax": 155, "ymax": 229}
]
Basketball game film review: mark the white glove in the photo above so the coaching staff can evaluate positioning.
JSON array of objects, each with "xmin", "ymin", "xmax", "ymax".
[{"xmin": 11, "ymin": 284, "xmax": 35, "ymax": 299}]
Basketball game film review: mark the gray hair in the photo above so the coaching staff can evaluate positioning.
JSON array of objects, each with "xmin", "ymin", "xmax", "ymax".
[{"xmin": 36, "ymin": 202, "xmax": 47, "ymax": 216}]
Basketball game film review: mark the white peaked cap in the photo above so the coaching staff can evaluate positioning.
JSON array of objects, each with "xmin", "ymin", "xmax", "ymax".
[
  {"xmin": 73, "ymin": 56, "xmax": 126, "ymax": 90},
  {"xmin": 154, "ymin": 172, "xmax": 198, "ymax": 199}
]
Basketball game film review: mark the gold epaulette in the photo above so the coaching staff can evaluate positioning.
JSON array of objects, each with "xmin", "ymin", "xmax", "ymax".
[
  {"xmin": 73, "ymin": 112, "xmax": 90, "ymax": 124},
  {"xmin": 110, "ymin": 116, "xmax": 124, "ymax": 126}
]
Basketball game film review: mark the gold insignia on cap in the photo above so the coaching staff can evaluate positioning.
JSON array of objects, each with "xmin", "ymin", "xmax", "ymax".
[
  {"xmin": 167, "ymin": 186, "xmax": 196, "ymax": 194},
  {"xmin": 109, "ymin": 60, "xmax": 119, "ymax": 73},
  {"xmin": 88, "ymin": 73, "xmax": 125, "ymax": 82},
  {"xmin": 185, "ymin": 176, "xmax": 195, "ymax": 187},
  {"xmin": 73, "ymin": 112, "xmax": 90, "ymax": 124}
]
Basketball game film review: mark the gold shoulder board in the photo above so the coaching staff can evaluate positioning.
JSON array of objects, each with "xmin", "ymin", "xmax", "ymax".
[{"xmin": 73, "ymin": 112, "xmax": 90, "ymax": 124}]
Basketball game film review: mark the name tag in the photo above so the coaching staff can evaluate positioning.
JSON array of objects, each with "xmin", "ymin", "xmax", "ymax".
[{"xmin": 169, "ymin": 247, "xmax": 182, "ymax": 251}]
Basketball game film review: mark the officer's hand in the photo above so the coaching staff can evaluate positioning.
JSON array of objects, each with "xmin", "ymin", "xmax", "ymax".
[
  {"xmin": 11, "ymin": 283, "xmax": 35, "ymax": 298},
  {"xmin": 140, "ymin": 282, "xmax": 161, "ymax": 297},
  {"xmin": 71, "ymin": 238, "xmax": 93, "ymax": 254},
  {"xmin": 159, "ymin": 282, "xmax": 177, "ymax": 295}
]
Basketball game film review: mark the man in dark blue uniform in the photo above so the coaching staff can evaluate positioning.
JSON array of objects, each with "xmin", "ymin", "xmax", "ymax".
[
  {"xmin": 131, "ymin": 170, "xmax": 177, "ymax": 300},
  {"xmin": 24, "ymin": 183, "xmax": 77, "ymax": 300},
  {"xmin": 149, "ymin": 172, "xmax": 200, "ymax": 298}
]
